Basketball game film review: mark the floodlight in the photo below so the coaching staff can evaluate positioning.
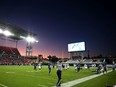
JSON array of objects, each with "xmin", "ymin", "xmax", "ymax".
[
  {"xmin": 20, "ymin": 35, "xmax": 38, "ymax": 43},
  {"xmin": 20, "ymin": 36, "xmax": 26, "ymax": 39},
  {"xmin": 35, "ymin": 40, "xmax": 39, "ymax": 43},
  {"xmin": 3, "ymin": 30, "xmax": 14, "ymax": 36},
  {"xmin": 26, "ymin": 36, "xmax": 36, "ymax": 42},
  {"xmin": 0, "ymin": 29, "xmax": 3, "ymax": 33}
]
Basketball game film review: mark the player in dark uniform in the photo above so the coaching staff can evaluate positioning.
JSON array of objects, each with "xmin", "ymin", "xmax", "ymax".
[
  {"xmin": 33, "ymin": 62, "xmax": 37, "ymax": 71},
  {"xmin": 48, "ymin": 62, "xmax": 51, "ymax": 75},
  {"xmin": 77, "ymin": 64, "xmax": 81, "ymax": 72},
  {"xmin": 112, "ymin": 64, "xmax": 115, "ymax": 71},
  {"xmin": 103, "ymin": 64, "xmax": 107, "ymax": 74}
]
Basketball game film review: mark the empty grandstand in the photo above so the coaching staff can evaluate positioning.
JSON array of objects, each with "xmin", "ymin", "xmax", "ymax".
[
  {"xmin": 0, "ymin": 45, "xmax": 21, "ymax": 57},
  {"xmin": 65, "ymin": 58, "xmax": 104, "ymax": 64}
]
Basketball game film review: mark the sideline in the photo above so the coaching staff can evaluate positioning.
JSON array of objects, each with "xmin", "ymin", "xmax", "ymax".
[
  {"xmin": 54, "ymin": 70, "xmax": 112, "ymax": 87},
  {"xmin": 0, "ymin": 84, "xmax": 8, "ymax": 87}
]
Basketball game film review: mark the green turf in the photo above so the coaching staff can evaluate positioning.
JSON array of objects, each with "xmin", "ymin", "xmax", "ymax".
[
  {"xmin": 72, "ymin": 70, "xmax": 116, "ymax": 87},
  {"xmin": 0, "ymin": 65, "xmax": 115, "ymax": 87}
]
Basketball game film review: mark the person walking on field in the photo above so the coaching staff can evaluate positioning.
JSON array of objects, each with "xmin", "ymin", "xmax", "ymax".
[{"xmin": 56, "ymin": 61, "xmax": 62, "ymax": 87}]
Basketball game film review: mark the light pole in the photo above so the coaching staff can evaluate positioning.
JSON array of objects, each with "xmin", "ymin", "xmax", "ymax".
[{"xmin": 25, "ymin": 36, "xmax": 38, "ymax": 57}]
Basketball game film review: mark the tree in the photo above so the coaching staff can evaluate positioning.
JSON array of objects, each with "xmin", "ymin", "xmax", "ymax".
[
  {"xmin": 47, "ymin": 55, "xmax": 59, "ymax": 63},
  {"xmin": 48, "ymin": 55, "xmax": 52, "ymax": 61},
  {"xmin": 38, "ymin": 54, "xmax": 43, "ymax": 62}
]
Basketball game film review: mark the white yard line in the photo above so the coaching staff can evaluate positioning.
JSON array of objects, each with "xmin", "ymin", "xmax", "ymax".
[
  {"xmin": 54, "ymin": 70, "xmax": 112, "ymax": 87},
  {"xmin": 37, "ymin": 84, "xmax": 48, "ymax": 87},
  {"xmin": 6, "ymin": 72, "xmax": 15, "ymax": 73},
  {"xmin": 26, "ymin": 70, "xmax": 46, "ymax": 72},
  {"xmin": 0, "ymin": 84, "xmax": 8, "ymax": 87}
]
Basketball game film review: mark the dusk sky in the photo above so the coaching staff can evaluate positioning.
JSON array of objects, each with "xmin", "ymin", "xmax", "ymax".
[{"xmin": 0, "ymin": 0, "xmax": 116, "ymax": 58}]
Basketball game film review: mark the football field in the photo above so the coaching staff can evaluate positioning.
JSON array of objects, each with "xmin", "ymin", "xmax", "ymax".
[{"xmin": 0, "ymin": 65, "xmax": 115, "ymax": 87}]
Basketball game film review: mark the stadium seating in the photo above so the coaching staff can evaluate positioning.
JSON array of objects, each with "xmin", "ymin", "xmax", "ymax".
[
  {"xmin": 0, "ymin": 46, "xmax": 21, "ymax": 57},
  {"xmin": 83, "ymin": 59, "xmax": 93, "ymax": 63},
  {"xmin": 0, "ymin": 56, "xmax": 31, "ymax": 65},
  {"xmin": 0, "ymin": 46, "xmax": 31, "ymax": 65},
  {"xmin": 66, "ymin": 59, "xmax": 80, "ymax": 64}
]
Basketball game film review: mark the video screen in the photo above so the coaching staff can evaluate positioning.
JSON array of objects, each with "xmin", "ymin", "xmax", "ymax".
[{"xmin": 68, "ymin": 41, "xmax": 85, "ymax": 52}]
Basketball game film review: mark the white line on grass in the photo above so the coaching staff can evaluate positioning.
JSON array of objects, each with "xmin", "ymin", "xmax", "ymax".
[
  {"xmin": 26, "ymin": 71, "xmax": 39, "ymax": 72},
  {"xmin": 37, "ymin": 84, "xmax": 48, "ymax": 87},
  {"xmin": 6, "ymin": 72, "xmax": 15, "ymax": 73},
  {"xmin": 26, "ymin": 70, "xmax": 44, "ymax": 72},
  {"xmin": 0, "ymin": 84, "xmax": 8, "ymax": 87},
  {"xmin": 54, "ymin": 70, "xmax": 112, "ymax": 87}
]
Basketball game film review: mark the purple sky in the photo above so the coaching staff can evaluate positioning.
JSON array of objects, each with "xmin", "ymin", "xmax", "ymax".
[{"xmin": 0, "ymin": 0, "xmax": 116, "ymax": 58}]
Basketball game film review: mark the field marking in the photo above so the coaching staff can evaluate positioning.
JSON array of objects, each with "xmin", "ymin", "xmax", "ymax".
[
  {"xmin": 0, "ymin": 84, "xmax": 8, "ymax": 87},
  {"xmin": 26, "ymin": 70, "xmax": 44, "ymax": 72},
  {"xmin": 26, "ymin": 71, "xmax": 39, "ymax": 72},
  {"xmin": 54, "ymin": 70, "xmax": 112, "ymax": 87},
  {"xmin": 6, "ymin": 72, "xmax": 15, "ymax": 74},
  {"xmin": 37, "ymin": 84, "xmax": 48, "ymax": 87}
]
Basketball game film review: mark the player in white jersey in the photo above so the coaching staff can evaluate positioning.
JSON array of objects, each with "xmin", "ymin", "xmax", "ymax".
[{"xmin": 38, "ymin": 63, "xmax": 42, "ymax": 70}]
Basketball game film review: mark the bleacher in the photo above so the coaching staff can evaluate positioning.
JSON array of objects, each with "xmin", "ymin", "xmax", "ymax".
[
  {"xmin": 10, "ymin": 47, "xmax": 21, "ymax": 56},
  {"xmin": 83, "ymin": 59, "xmax": 93, "ymax": 64},
  {"xmin": 92, "ymin": 59, "xmax": 103, "ymax": 64},
  {"xmin": 0, "ymin": 56, "xmax": 31, "ymax": 65},
  {"xmin": 0, "ymin": 46, "xmax": 21, "ymax": 57},
  {"xmin": 66, "ymin": 59, "xmax": 80, "ymax": 64},
  {"xmin": 0, "ymin": 46, "xmax": 32, "ymax": 65},
  {"xmin": 64, "ymin": 58, "xmax": 104, "ymax": 65}
]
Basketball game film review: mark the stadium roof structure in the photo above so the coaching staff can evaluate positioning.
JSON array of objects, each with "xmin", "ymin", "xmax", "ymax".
[{"xmin": 0, "ymin": 21, "xmax": 37, "ymax": 41}]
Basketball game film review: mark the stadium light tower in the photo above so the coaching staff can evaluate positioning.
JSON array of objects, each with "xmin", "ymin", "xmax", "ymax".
[
  {"xmin": 25, "ymin": 36, "xmax": 38, "ymax": 57},
  {"xmin": 0, "ymin": 21, "xmax": 38, "ymax": 55}
]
